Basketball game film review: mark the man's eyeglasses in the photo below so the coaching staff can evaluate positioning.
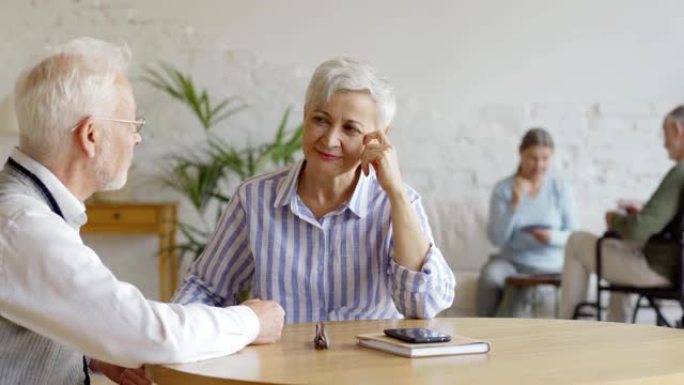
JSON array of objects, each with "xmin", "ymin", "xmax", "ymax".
[
  {"xmin": 95, "ymin": 117, "xmax": 146, "ymax": 134},
  {"xmin": 71, "ymin": 116, "xmax": 146, "ymax": 134}
]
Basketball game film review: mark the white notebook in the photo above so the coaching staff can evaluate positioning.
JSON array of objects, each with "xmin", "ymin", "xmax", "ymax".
[{"xmin": 356, "ymin": 333, "xmax": 491, "ymax": 358}]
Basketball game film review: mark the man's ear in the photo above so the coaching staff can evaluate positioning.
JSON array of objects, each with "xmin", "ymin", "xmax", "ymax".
[
  {"xmin": 675, "ymin": 119, "xmax": 684, "ymax": 137},
  {"xmin": 73, "ymin": 117, "xmax": 98, "ymax": 158}
]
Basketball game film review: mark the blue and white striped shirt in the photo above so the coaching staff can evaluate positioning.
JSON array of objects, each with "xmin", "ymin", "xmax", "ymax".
[{"xmin": 174, "ymin": 161, "xmax": 455, "ymax": 323}]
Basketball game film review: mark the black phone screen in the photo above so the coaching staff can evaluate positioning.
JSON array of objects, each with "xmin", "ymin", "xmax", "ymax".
[{"xmin": 383, "ymin": 328, "xmax": 451, "ymax": 343}]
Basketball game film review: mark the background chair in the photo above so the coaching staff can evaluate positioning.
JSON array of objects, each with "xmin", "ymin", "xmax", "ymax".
[
  {"xmin": 573, "ymin": 219, "xmax": 684, "ymax": 327},
  {"xmin": 505, "ymin": 273, "xmax": 561, "ymax": 318}
]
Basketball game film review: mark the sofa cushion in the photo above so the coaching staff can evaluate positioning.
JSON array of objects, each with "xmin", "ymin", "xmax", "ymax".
[
  {"xmin": 423, "ymin": 198, "xmax": 492, "ymax": 317},
  {"xmin": 423, "ymin": 197, "xmax": 493, "ymax": 273}
]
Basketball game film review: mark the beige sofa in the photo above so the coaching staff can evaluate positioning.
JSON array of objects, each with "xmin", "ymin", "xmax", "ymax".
[{"xmin": 423, "ymin": 198, "xmax": 493, "ymax": 317}]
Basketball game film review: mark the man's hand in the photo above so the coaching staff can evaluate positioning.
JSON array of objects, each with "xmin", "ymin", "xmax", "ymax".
[
  {"xmin": 528, "ymin": 228, "xmax": 552, "ymax": 244},
  {"xmin": 242, "ymin": 299, "xmax": 285, "ymax": 344},
  {"xmin": 605, "ymin": 210, "xmax": 619, "ymax": 228},
  {"xmin": 623, "ymin": 204, "xmax": 641, "ymax": 215},
  {"xmin": 89, "ymin": 360, "xmax": 151, "ymax": 385},
  {"xmin": 119, "ymin": 367, "xmax": 151, "ymax": 385},
  {"xmin": 617, "ymin": 199, "xmax": 643, "ymax": 215}
]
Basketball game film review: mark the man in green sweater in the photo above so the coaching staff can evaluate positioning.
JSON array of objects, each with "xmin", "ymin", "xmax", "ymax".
[{"xmin": 560, "ymin": 105, "xmax": 684, "ymax": 322}]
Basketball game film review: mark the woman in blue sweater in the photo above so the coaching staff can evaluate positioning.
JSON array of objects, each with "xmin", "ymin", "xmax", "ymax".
[{"xmin": 477, "ymin": 128, "xmax": 578, "ymax": 317}]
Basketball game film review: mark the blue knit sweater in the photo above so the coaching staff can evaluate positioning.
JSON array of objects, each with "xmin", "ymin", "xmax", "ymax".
[{"xmin": 487, "ymin": 173, "xmax": 579, "ymax": 271}]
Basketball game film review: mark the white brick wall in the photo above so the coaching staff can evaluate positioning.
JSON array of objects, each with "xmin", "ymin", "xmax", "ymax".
[{"xmin": 1, "ymin": 1, "xmax": 682, "ymax": 311}]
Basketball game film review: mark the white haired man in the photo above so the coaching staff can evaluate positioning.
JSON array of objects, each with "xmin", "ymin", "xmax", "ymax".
[{"xmin": 0, "ymin": 37, "xmax": 284, "ymax": 385}]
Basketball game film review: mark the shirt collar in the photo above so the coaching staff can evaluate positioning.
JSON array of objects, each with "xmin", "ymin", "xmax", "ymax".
[
  {"xmin": 273, "ymin": 159, "xmax": 371, "ymax": 218},
  {"xmin": 10, "ymin": 148, "xmax": 87, "ymax": 228}
]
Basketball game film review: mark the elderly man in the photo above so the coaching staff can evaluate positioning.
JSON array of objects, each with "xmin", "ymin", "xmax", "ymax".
[
  {"xmin": 559, "ymin": 105, "xmax": 684, "ymax": 322},
  {"xmin": 0, "ymin": 37, "xmax": 284, "ymax": 385}
]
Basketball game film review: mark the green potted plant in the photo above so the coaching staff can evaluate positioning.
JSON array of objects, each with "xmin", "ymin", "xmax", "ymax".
[{"xmin": 143, "ymin": 63, "xmax": 303, "ymax": 262}]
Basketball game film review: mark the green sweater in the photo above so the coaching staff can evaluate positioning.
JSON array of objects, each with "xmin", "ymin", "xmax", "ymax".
[
  {"xmin": 610, "ymin": 162, "xmax": 684, "ymax": 243},
  {"xmin": 609, "ymin": 162, "xmax": 684, "ymax": 279}
]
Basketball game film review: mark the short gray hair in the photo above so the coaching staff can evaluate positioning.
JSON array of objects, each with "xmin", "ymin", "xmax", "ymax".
[
  {"xmin": 304, "ymin": 57, "xmax": 396, "ymax": 129},
  {"xmin": 13, "ymin": 37, "xmax": 131, "ymax": 162}
]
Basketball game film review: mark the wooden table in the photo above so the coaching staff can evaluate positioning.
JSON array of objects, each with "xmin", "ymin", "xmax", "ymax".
[
  {"xmin": 82, "ymin": 202, "xmax": 179, "ymax": 301},
  {"xmin": 148, "ymin": 318, "xmax": 684, "ymax": 384}
]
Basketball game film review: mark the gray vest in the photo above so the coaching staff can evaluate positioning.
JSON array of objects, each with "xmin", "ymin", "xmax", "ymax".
[{"xmin": 0, "ymin": 162, "xmax": 85, "ymax": 384}]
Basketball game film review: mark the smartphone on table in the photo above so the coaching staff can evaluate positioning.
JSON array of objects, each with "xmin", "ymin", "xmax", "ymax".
[{"xmin": 383, "ymin": 328, "xmax": 451, "ymax": 343}]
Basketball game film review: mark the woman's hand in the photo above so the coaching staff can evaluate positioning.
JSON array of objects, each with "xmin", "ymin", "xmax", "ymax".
[
  {"xmin": 528, "ymin": 228, "xmax": 551, "ymax": 244},
  {"xmin": 361, "ymin": 129, "xmax": 429, "ymax": 272},
  {"xmin": 361, "ymin": 129, "xmax": 404, "ymax": 197},
  {"xmin": 511, "ymin": 176, "xmax": 532, "ymax": 209}
]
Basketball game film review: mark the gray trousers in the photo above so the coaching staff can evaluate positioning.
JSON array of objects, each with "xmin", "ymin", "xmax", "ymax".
[{"xmin": 477, "ymin": 256, "xmax": 554, "ymax": 317}]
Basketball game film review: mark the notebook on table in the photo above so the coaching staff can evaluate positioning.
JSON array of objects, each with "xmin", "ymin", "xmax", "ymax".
[{"xmin": 356, "ymin": 333, "xmax": 491, "ymax": 358}]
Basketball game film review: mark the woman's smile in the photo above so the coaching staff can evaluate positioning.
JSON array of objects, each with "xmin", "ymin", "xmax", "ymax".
[{"xmin": 315, "ymin": 149, "xmax": 342, "ymax": 161}]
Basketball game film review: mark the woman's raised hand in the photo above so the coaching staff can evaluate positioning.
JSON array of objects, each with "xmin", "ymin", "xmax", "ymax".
[
  {"xmin": 511, "ymin": 176, "xmax": 533, "ymax": 209},
  {"xmin": 361, "ymin": 129, "xmax": 404, "ymax": 197}
]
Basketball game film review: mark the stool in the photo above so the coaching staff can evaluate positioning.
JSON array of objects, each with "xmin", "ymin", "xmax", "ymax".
[{"xmin": 505, "ymin": 273, "xmax": 562, "ymax": 318}]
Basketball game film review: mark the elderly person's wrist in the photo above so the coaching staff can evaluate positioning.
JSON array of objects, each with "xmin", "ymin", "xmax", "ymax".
[
  {"xmin": 511, "ymin": 192, "xmax": 524, "ymax": 210},
  {"xmin": 386, "ymin": 186, "xmax": 408, "ymax": 203}
]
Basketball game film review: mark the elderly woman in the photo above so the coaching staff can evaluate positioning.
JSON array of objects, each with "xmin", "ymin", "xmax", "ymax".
[
  {"xmin": 477, "ymin": 128, "xmax": 578, "ymax": 317},
  {"xmin": 174, "ymin": 58, "xmax": 455, "ymax": 323}
]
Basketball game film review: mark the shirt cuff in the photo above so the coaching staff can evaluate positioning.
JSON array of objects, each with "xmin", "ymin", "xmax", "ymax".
[
  {"xmin": 229, "ymin": 305, "xmax": 261, "ymax": 343},
  {"xmin": 389, "ymin": 246, "xmax": 437, "ymax": 294}
]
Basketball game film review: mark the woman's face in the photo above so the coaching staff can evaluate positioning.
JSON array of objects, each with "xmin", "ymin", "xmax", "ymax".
[
  {"xmin": 519, "ymin": 145, "xmax": 553, "ymax": 181},
  {"xmin": 302, "ymin": 90, "xmax": 378, "ymax": 179}
]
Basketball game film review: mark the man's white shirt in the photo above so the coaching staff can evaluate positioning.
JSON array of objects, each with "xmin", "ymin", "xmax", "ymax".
[{"xmin": 0, "ymin": 148, "xmax": 260, "ymax": 367}]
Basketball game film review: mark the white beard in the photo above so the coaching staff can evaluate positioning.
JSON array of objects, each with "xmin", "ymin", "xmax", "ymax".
[
  {"xmin": 95, "ymin": 133, "xmax": 129, "ymax": 191},
  {"xmin": 101, "ymin": 168, "xmax": 128, "ymax": 191}
]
